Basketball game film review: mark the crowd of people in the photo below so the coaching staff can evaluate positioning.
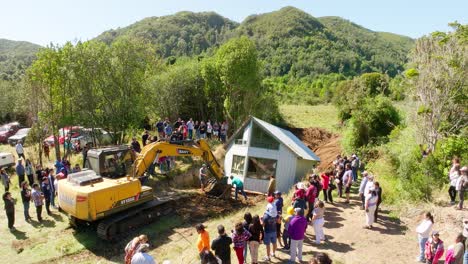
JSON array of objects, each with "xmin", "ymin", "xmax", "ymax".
[
  {"xmin": 150, "ymin": 118, "xmax": 229, "ymax": 144},
  {"xmin": 1, "ymin": 149, "xmax": 81, "ymax": 230}
]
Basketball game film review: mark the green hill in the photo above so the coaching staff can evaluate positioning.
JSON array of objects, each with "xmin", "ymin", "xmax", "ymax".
[
  {"xmin": 0, "ymin": 38, "xmax": 41, "ymax": 80},
  {"xmin": 96, "ymin": 11, "xmax": 238, "ymax": 57},
  {"xmin": 96, "ymin": 7, "xmax": 413, "ymax": 78}
]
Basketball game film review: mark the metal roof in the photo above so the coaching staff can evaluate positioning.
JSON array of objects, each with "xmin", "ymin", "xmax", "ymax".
[{"xmin": 251, "ymin": 117, "xmax": 320, "ymax": 162}]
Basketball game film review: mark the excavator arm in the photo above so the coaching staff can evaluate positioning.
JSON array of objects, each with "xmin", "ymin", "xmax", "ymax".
[{"xmin": 132, "ymin": 139, "xmax": 230, "ymax": 198}]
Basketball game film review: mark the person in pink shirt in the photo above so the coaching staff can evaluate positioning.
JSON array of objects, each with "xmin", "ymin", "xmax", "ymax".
[{"xmin": 425, "ymin": 231, "xmax": 444, "ymax": 264}]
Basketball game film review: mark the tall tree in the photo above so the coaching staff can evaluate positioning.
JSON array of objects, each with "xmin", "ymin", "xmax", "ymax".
[{"xmin": 407, "ymin": 23, "xmax": 468, "ymax": 150}]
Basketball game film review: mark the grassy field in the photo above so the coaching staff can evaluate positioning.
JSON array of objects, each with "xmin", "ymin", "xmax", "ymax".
[{"xmin": 279, "ymin": 104, "xmax": 340, "ymax": 132}]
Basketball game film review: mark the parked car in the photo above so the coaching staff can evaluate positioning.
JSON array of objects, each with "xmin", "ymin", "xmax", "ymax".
[
  {"xmin": 8, "ymin": 128, "xmax": 31, "ymax": 146},
  {"xmin": 0, "ymin": 152, "xmax": 15, "ymax": 168},
  {"xmin": 71, "ymin": 128, "xmax": 112, "ymax": 147},
  {"xmin": 0, "ymin": 122, "xmax": 20, "ymax": 143},
  {"xmin": 44, "ymin": 126, "xmax": 83, "ymax": 146}
]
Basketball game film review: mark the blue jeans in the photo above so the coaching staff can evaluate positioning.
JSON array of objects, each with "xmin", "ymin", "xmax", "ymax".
[
  {"xmin": 23, "ymin": 201, "xmax": 30, "ymax": 219},
  {"xmin": 464, "ymin": 251, "xmax": 468, "ymax": 264},
  {"xmin": 235, "ymin": 186, "xmax": 247, "ymax": 200},
  {"xmin": 418, "ymin": 235, "xmax": 428, "ymax": 261},
  {"xmin": 352, "ymin": 167, "xmax": 358, "ymax": 182}
]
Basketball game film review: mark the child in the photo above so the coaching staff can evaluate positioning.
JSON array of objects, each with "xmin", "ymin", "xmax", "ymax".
[
  {"xmin": 282, "ymin": 206, "xmax": 294, "ymax": 250},
  {"xmin": 312, "ymin": 201, "xmax": 326, "ymax": 244},
  {"xmin": 274, "ymin": 191, "xmax": 284, "ymax": 247},
  {"xmin": 231, "ymin": 222, "xmax": 251, "ymax": 264},
  {"xmin": 3, "ymin": 191, "xmax": 15, "ymax": 230},
  {"xmin": 424, "ymin": 231, "xmax": 444, "ymax": 264},
  {"xmin": 31, "ymin": 183, "xmax": 44, "ymax": 222},
  {"xmin": 41, "ymin": 177, "xmax": 52, "ymax": 215}
]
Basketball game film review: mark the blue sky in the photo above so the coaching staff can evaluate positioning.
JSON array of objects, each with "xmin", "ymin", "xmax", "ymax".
[{"xmin": 1, "ymin": 0, "xmax": 466, "ymax": 46}]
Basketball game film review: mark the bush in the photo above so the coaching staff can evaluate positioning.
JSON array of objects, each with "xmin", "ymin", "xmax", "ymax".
[{"xmin": 342, "ymin": 95, "xmax": 401, "ymax": 151}]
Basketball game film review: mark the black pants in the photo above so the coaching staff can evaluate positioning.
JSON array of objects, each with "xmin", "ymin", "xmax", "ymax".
[
  {"xmin": 45, "ymin": 199, "xmax": 51, "ymax": 214},
  {"xmin": 322, "ymin": 189, "xmax": 331, "ymax": 202},
  {"xmin": 18, "ymin": 174, "xmax": 25, "ymax": 188},
  {"xmin": 375, "ymin": 201, "xmax": 381, "ymax": 220},
  {"xmin": 361, "ymin": 194, "xmax": 366, "ymax": 209},
  {"xmin": 282, "ymin": 228, "xmax": 290, "ymax": 249},
  {"xmin": 327, "ymin": 188, "xmax": 334, "ymax": 203},
  {"xmin": 6, "ymin": 211, "xmax": 14, "ymax": 229},
  {"xmin": 36, "ymin": 205, "xmax": 43, "ymax": 221},
  {"xmin": 337, "ymin": 183, "xmax": 343, "ymax": 197},
  {"xmin": 27, "ymin": 174, "xmax": 34, "ymax": 185},
  {"xmin": 18, "ymin": 153, "xmax": 25, "ymax": 160},
  {"xmin": 449, "ymin": 186, "xmax": 457, "ymax": 203},
  {"xmin": 306, "ymin": 201, "xmax": 314, "ymax": 221}
]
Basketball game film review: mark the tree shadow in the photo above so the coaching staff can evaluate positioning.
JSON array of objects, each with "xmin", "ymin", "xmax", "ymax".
[
  {"xmin": 48, "ymin": 212, "xmax": 64, "ymax": 221},
  {"xmin": 10, "ymin": 228, "xmax": 28, "ymax": 240},
  {"xmin": 303, "ymin": 235, "xmax": 354, "ymax": 253},
  {"xmin": 372, "ymin": 213, "xmax": 408, "ymax": 235}
]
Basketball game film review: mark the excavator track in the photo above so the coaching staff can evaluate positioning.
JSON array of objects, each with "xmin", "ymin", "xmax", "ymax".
[{"xmin": 97, "ymin": 197, "xmax": 175, "ymax": 240}]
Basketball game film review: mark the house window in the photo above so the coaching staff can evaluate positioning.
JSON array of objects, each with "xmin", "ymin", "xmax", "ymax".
[
  {"xmin": 250, "ymin": 123, "xmax": 279, "ymax": 150},
  {"xmin": 246, "ymin": 157, "xmax": 277, "ymax": 180},
  {"xmin": 231, "ymin": 155, "xmax": 245, "ymax": 176}
]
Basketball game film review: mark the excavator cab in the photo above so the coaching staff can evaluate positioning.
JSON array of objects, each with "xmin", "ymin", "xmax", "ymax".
[{"xmin": 85, "ymin": 146, "xmax": 134, "ymax": 178}]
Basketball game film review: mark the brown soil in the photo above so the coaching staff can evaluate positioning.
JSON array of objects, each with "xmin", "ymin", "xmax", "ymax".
[{"xmin": 289, "ymin": 127, "xmax": 342, "ymax": 171}]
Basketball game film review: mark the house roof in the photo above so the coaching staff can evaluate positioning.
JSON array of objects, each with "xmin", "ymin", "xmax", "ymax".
[{"xmin": 227, "ymin": 116, "xmax": 320, "ymax": 162}]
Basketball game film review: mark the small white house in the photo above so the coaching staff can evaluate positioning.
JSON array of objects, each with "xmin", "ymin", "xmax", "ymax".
[{"xmin": 224, "ymin": 116, "xmax": 320, "ymax": 193}]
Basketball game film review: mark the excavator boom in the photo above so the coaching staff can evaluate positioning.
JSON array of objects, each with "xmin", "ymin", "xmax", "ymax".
[{"xmin": 132, "ymin": 139, "xmax": 229, "ymax": 198}]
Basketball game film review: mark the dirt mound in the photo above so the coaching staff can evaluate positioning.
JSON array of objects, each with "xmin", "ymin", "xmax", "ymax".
[
  {"xmin": 289, "ymin": 127, "xmax": 342, "ymax": 171},
  {"xmin": 175, "ymin": 193, "xmax": 264, "ymax": 223}
]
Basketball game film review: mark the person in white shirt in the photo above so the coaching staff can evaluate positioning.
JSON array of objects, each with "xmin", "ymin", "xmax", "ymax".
[
  {"xmin": 449, "ymin": 164, "xmax": 461, "ymax": 205},
  {"xmin": 131, "ymin": 244, "xmax": 156, "ymax": 264},
  {"xmin": 416, "ymin": 212, "xmax": 434, "ymax": 262},
  {"xmin": 342, "ymin": 164, "xmax": 353, "ymax": 203},
  {"xmin": 364, "ymin": 187, "xmax": 378, "ymax": 229},
  {"xmin": 358, "ymin": 171, "xmax": 369, "ymax": 209},
  {"xmin": 16, "ymin": 141, "xmax": 25, "ymax": 159},
  {"xmin": 455, "ymin": 166, "xmax": 468, "ymax": 210},
  {"xmin": 186, "ymin": 118, "xmax": 194, "ymax": 140}
]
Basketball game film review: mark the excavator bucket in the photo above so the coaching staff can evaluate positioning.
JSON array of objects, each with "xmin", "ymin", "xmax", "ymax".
[{"xmin": 204, "ymin": 177, "xmax": 231, "ymax": 199}]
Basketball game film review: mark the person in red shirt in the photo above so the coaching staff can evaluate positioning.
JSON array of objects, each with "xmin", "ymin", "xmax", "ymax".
[
  {"xmin": 305, "ymin": 182, "xmax": 317, "ymax": 222},
  {"xmin": 321, "ymin": 171, "xmax": 332, "ymax": 203}
]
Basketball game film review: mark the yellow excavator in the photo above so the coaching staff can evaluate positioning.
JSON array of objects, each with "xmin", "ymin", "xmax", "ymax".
[{"xmin": 58, "ymin": 139, "xmax": 229, "ymax": 240}]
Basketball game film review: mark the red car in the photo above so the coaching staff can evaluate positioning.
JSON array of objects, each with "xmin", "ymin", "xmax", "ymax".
[
  {"xmin": 0, "ymin": 122, "xmax": 20, "ymax": 144},
  {"xmin": 44, "ymin": 126, "xmax": 83, "ymax": 146}
]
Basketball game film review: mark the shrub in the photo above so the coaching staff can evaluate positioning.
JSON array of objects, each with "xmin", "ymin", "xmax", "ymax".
[{"xmin": 342, "ymin": 95, "xmax": 401, "ymax": 151}]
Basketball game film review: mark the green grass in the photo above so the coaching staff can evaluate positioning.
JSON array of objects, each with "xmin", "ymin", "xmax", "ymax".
[{"xmin": 279, "ymin": 104, "xmax": 340, "ymax": 132}]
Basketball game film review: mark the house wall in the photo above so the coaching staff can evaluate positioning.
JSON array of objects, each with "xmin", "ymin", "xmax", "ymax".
[
  {"xmin": 295, "ymin": 159, "xmax": 316, "ymax": 182},
  {"xmin": 224, "ymin": 141, "xmax": 298, "ymax": 193}
]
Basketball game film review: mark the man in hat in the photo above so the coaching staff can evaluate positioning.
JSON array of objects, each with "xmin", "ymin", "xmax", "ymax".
[
  {"xmin": 199, "ymin": 164, "xmax": 207, "ymax": 191},
  {"xmin": 351, "ymin": 154, "xmax": 360, "ymax": 182},
  {"xmin": 288, "ymin": 208, "xmax": 307, "ymax": 263},
  {"xmin": 130, "ymin": 243, "xmax": 155, "ymax": 264},
  {"xmin": 262, "ymin": 197, "xmax": 278, "ymax": 261}
]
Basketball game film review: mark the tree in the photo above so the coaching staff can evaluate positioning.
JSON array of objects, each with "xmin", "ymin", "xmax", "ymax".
[{"xmin": 407, "ymin": 23, "xmax": 468, "ymax": 150}]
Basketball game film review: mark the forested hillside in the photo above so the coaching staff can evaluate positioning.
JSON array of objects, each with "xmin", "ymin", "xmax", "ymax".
[
  {"xmin": 96, "ymin": 6, "xmax": 414, "ymax": 78},
  {"xmin": 96, "ymin": 11, "xmax": 238, "ymax": 57},
  {"xmin": 0, "ymin": 38, "xmax": 41, "ymax": 80}
]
